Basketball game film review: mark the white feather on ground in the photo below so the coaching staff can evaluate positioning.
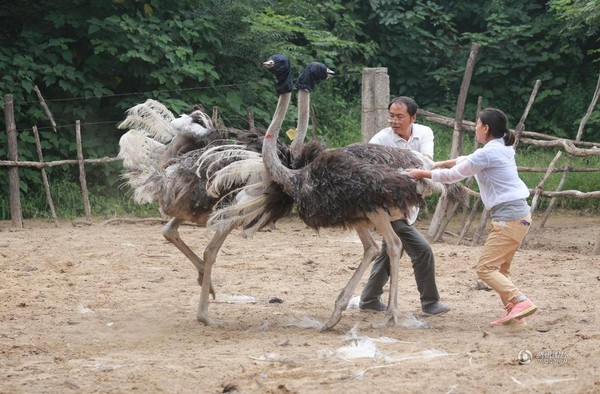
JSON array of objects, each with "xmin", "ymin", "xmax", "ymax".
[
  {"xmin": 343, "ymin": 324, "xmax": 414, "ymax": 344},
  {"xmin": 347, "ymin": 296, "xmax": 430, "ymax": 329},
  {"xmin": 510, "ymin": 376, "xmax": 576, "ymax": 386},
  {"xmin": 188, "ymin": 294, "xmax": 256, "ymax": 307},
  {"xmin": 351, "ymin": 349, "xmax": 457, "ymax": 379},
  {"xmin": 283, "ymin": 316, "xmax": 325, "ymax": 330}
]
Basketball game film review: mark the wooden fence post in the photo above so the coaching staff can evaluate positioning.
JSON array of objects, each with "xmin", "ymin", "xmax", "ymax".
[
  {"xmin": 361, "ymin": 67, "xmax": 389, "ymax": 143},
  {"xmin": 32, "ymin": 126, "xmax": 59, "ymax": 226},
  {"xmin": 75, "ymin": 120, "xmax": 92, "ymax": 222},
  {"xmin": 427, "ymin": 43, "xmax": 479, "ymax": 241},
  {"xmin": 4, "ymin": 94, "xmax": 23, "ymax": 228},
  {"xmin": 449, "ymin": 43, "xmax": 480, "ymax": 159},
  {"xmin": 540, "ymin": 71, "xmax": 600, "ymax": 228}
]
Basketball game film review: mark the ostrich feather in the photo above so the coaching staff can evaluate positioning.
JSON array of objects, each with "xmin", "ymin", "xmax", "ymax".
[
  {"xmin": 170, "ymin": 112, "xmax": 213, "ymax": 139},
  {"xmin": 206, "ymin": 158, "xmax": 266, "ymax": 197},
  {"xmin": 336, "ymin": 339, "xmax": 379, "ymax": 360},
  {"xmin": 118, "ymin": 99, "xmax": 177, "ymax": 143},
  {"xmin": 207, "ymin": 184, "xmax": 272, "ymax": 236},
  {"xmin": 197, "ymin": 145, "xmax": 262, "ymax": 179},
  {"xmin": 118, "ymin": 130, "xmax": 166, "ymax": 203},
  {"xmin": 282, "ymin": 316, "xmax": 325, "ymax": 329}
]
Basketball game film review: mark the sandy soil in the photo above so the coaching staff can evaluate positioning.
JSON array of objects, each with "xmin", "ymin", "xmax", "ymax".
[{"xmin": 1, "ymin": 212, "xmax": 599, "ymax": 393}]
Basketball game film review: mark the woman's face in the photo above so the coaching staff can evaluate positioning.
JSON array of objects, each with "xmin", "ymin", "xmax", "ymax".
[{"xmin": 475, "ymin": 118, "xmax": 490, "ymax": 144}]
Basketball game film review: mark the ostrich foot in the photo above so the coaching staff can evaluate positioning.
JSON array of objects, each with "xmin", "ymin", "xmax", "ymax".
[
  {"xmin": 196, "ymin": 274, "xmax": 216, "ymax": 299},
  {"xmin": 370, "ymin": 312, "xmax": 398, "ymax": 329},
  {"xmin": 197, "ymin": 313, "xmax": 220, "ymax": 327},
  {"xmin": 322, "ymin": 308, "xmax": 344, "ymax": 331}
]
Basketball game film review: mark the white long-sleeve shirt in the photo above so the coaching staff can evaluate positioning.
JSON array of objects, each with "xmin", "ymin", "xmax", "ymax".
[{"xmin": 431, "ymin": 139, "xmax": 530, "ymax": 211}]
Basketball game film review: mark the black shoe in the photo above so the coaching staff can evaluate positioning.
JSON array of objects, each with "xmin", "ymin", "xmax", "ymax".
[
  {"xmin": 359, "ymin": 300, "xmax": 387, "ymax": 312},
  {"xmin": 422, "ymin": 301, "xmax": 450, "ymax": 316}
]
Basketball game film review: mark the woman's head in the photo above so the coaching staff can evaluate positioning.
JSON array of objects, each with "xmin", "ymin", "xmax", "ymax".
[{"xmin": 476, "ymin": 107, "xmax": 515, "ymax": 146}]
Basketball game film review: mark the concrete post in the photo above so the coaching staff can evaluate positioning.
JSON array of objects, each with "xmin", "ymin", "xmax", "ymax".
[{"xmin": 361, "ymin": 67, "xmax": 389, "ymax": 143}]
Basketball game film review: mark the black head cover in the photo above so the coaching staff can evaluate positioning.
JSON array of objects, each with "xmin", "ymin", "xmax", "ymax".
[
  {"xmin": 295, "ymin": 62, "xmax": 330, "ymax": 91},
  {"xmin": 266, "ymin": 54, "xmax": 293, "ymax": 95}
]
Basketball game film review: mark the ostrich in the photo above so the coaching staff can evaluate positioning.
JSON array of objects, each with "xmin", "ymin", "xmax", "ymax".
[
  {"xmin": 257, "ymin": 54, "xmax": 467, "ymax": 330},
  {"xmin": 118, "ymin": 60, "xmax": 332, "ymax": 326},
  {"xmin": 118, "ymin": 99, "xmax": 293, "ymax": 324},
  {"xmin": 192, "ymin": 58, "xmax": 333, "ymax": 325}
]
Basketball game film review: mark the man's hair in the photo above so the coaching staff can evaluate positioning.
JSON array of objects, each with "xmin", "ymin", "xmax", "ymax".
[{"xmin": 388, "ymin": 96, "xmax": 418, "ymax": 116}]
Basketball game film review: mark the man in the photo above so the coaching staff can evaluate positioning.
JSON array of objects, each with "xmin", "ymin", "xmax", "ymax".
[{"xmin": 359, "ymin": 96, "xmax": 450, "ymax": 316}]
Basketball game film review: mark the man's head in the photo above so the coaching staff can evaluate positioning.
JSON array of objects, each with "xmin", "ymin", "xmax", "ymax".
[{"xmin": 387, "ymin": 96, "xmax": 418, "ymax": 139}]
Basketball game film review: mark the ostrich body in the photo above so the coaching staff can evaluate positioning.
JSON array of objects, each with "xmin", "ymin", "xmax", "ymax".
[
  {"xmin": 257, "ymin": 54, "xmax": 470, "ymax": 330},
  {"xmin": 256, "ymin": 55, "xmax": 426, "ymax": 330},
  {"xmin": 118, "ymin": 100, "xmax": 294, "ymax": 325}
]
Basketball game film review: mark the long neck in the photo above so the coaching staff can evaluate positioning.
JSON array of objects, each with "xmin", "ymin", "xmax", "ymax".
[
  {"xmin": 262, "ymin": 92, "xmax": 296, "ymax": 196},
  {"xmin": 290, "ymin": 89, "xmax": 310, "ymax": 163}
]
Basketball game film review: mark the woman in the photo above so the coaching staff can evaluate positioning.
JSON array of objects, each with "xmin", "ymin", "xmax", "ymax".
[{"xmin": 408, "ymin": 108, "xmax": 537, "ymax": 326}]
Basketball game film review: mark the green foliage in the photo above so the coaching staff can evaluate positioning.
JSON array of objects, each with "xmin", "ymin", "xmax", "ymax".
[
  {"xmin": 549, "ymin": 0, "xmax": 600, "ymax": 37},
  {"xmin": 427, "ymin": 122, "xmax": 600, "ymax": 214},
  {"xmin": 0, "ymin": 0, "xmax": 598, "ymax": 221},
  {"xmin": 0, "ymin": 177, "xmax": 160, "ymax": 220}
]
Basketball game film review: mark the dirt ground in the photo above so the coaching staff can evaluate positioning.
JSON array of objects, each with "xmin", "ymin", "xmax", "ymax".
[{"xmin": 1, "ymin": 212, "xmax": 599, "ymax": 393}]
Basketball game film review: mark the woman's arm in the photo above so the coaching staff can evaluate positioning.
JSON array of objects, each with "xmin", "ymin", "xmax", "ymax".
[
  {"xmin": 433, "ymin": 159, "xmax": 457, "ymax": 169},
  {"xmin": 408, "ymin": 158, "xmax": 457, "ymax": 179}
]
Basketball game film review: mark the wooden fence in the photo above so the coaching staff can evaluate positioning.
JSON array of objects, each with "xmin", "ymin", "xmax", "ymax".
[{"xmin": 3, "ymin": 58, "xmax": 600, "ymax": 254}]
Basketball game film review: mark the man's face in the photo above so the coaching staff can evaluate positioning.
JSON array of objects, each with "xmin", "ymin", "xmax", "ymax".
[{"xmin": 387, "ymin": 102, "xmax": 416, "ymax": 138}]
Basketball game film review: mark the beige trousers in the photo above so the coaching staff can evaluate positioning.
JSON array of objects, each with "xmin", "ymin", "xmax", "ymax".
[{"xmin": 476, "ymin": 213, "xmax": 532, "ymax": 306}]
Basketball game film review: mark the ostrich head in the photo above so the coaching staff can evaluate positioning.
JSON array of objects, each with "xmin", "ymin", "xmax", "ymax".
[
  {"xmin": 295, "ymin": 62, "xmax": 334, "ymax": 92},
  {"xmin": 263, "ymin": 54, "xmax": 293, "ymax": 95}
]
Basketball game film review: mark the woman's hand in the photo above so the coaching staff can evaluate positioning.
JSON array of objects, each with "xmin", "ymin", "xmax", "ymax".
[{"xmin": 407, "ymin": 168, "xmax": 430, "ymax": 179}]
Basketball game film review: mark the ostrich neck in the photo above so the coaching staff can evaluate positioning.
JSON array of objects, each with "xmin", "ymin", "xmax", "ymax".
[
  {"xmin": 290, "ymin": 89, "xmax": 310, "ymax": 163},
  {"xmin": 262, "ymin": 92, "xmax": 296, "ymax": 196}
]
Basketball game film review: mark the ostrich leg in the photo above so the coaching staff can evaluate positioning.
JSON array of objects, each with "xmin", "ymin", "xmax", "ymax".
[
  {"xmin": 162, "ymin": 217, "xmax": 215, "ymax": 298},
  {"xmin": 368, "ymin": 213, "xmax": 402, "ymax": 329},
  {"xmin": 322, "ymin": 226, "xmax": 380, "ymax": 330},
  {"xmin": 197, "ymin": 222, "xmax": 237, "ymax": 326}
]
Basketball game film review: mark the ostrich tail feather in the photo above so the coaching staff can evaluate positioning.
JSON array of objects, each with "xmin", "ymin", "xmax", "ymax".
[
  {"xmin": 196, "ymin": 146, "xmax": 262, "ymax": 179},
  {"xmin": 118, "ymin": 130, "xmax": 166, "ymax": 203},
  {"xmin": 207, "ymin": 186, "xmax": 271, "ymax": 236},
  {"xmin": 206, "ymin": 158, "xmax": 267, "ymax": 197},
  {"xmin": 416, "ymin": 177, "xmax": 472, "ymax": 209},
  {"xmin": 198, "ymin": 145, "xmax": 260, "ymax": 166},
  {"xmin": 446, "ymin": 182, "xmax": 473, "ymax": 208},
  {"xmin": 118, "ymin": 99, "xmax": 177, "ymax": 143}
]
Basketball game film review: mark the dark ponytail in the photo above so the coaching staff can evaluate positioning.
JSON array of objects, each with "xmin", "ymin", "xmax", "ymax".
[{"xmin": 479, "ymin": 108, "xmax": 513, "ymax": 146}]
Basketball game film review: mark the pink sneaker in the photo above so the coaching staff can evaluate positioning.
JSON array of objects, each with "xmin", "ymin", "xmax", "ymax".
[
  {"xmin": 500, "ymin": 298, "xmax": 537, "ymax": 325},
  {"xmin": 490, "ymin": 316, "xmax": 527, "ymax": 327}
]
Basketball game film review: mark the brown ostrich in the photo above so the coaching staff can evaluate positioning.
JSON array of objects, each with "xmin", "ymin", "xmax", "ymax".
[{"xmin": 258, "ymin": 54, "xmax": 467, "ymax": 330}]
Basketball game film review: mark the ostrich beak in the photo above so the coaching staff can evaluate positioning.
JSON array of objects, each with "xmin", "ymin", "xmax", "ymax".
[
  {"xmin": 263, "ymin": 59, "xmax": 275, "ymax": 68},
  {"xmin": 326, "ymin": 68, "xmax": 335, "ymax": 80}
]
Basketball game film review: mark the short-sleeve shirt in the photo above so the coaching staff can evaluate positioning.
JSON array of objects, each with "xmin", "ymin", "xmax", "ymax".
[
  {"xmin": 369, "ymin": 123, "xmax": 435, "ymax": 224},
  {"xmin": 369, "ymin": 123, "xmax": 434, "ymax": 159}
]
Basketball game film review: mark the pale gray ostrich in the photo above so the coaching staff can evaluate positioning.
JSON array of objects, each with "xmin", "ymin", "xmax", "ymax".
[
  {"xmin": 258, "ymin": 54, "xmax": 467, "ymax": 330},
  {"xmin": 118, "ymin": 59, "xmax": 332, "ymax": 326},
  {"xmin": 118, "ymin": 99, "xmax": 294, "ymax": 325}
]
